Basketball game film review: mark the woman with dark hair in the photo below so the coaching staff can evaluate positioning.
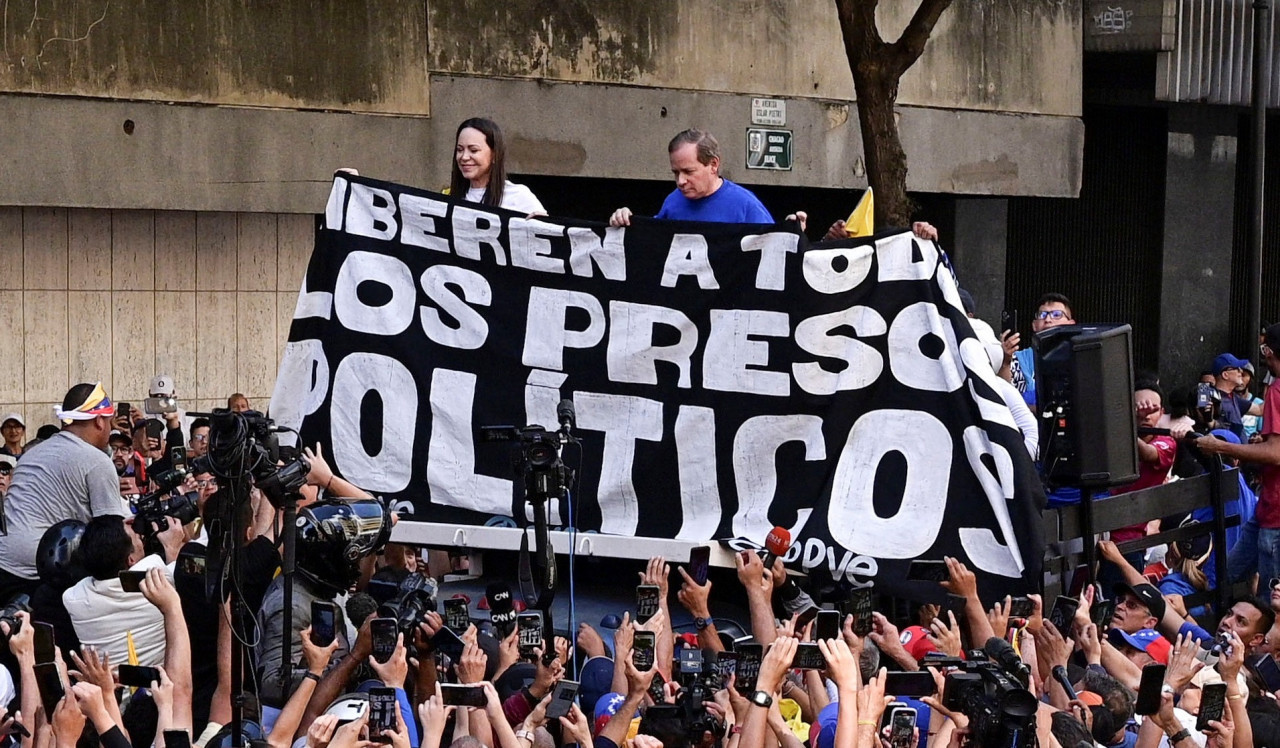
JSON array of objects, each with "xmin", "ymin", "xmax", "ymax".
[{"xmin": 450, "ymin": 117, "xmax": 545, "ymax": 214}]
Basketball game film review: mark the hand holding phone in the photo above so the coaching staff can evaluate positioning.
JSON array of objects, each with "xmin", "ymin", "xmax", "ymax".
[
  {"xmin": 368, "ymin": 687, "xmax": 398, "ymax": 743},
  {"xmin": 370, "ymin": 618, "xmax": 398, "ymax": 664},
  {"xmin": 688, "ymin": 546, "xmax": 711, "ymax": 586},
  {"xmin": 633, "ymin": 631, "xmax": 657, "ymax": 671},
  {"xmin": 311, "ymin": 601, "xmax": 337, "ymax": 648}
]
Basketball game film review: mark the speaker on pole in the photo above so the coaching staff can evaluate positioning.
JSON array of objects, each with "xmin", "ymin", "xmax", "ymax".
[{"xmin": 1034, "ymin": 324, "xmax": 1139, "ymax": 488}]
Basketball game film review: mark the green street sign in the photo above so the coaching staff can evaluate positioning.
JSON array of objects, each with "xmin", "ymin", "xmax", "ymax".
[{"xmin": 746, "ymin": 128, "xmax": 792, "ymax": 171}]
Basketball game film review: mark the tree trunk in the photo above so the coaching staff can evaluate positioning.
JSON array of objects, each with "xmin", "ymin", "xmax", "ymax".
[{"xmin": 852, "ymin": 68, "xmax": 912, "ymax": 228}]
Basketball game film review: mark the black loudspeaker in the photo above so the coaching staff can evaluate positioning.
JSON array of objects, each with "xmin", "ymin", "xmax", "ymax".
[{"xmin": 1033, "ymin": 324, "xmax": 1139, "ymax": 488}]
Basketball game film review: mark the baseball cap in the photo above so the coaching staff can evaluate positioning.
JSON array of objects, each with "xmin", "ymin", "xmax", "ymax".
[
  {"xmin": 899, "ymin": 625, "xmax": 941, "ymax": 661},
  {"xmin": 108, "ymin": 430, "xmax": 132, "ymax": 447},
  {"xmin": 1107, "ymin": 628, "xmax": 1171, "ymax": 665},
  {"xmin": 0, "ymin": 455, "xmax": 15, "ymax": 470},
  {"xmin": 0, "ymin": 413, "xmax": 24, "ymax": 428},
  {"xmin": 1213, "ymin": 353, "xmax": 1249, "ymax": 375},
  {"xmin": 1113, "ymin": 582, "xmax": 1167, "ymax": 621},
  {"xmin": 149, "ymin": 374, "xmax": 176, "ymax": 396}
]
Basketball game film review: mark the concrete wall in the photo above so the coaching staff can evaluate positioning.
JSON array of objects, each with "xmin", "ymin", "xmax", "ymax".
[
  {"xmin": 430, "ymin": 0, "xmax": 1082, "ymax": 117},
  {"xmin": 0, "ymin": 0, "xmax": 430, "ymax": 115},
  {"xmin": 0, "ymin": 207, "xmax": 308, "ymax": 431}
]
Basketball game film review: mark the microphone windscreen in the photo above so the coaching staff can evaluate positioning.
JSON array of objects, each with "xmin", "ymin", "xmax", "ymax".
[{"xmin": 345, "ymin": 592, "xmax": 378, "ymax": 628}]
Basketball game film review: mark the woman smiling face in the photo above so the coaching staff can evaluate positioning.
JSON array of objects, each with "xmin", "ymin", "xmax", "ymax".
[{"xmin": 455, "ymin": 127, "xmax": 493, "ymax": 189}]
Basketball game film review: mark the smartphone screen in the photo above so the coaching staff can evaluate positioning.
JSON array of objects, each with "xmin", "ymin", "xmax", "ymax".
[
  {"xmin": 1048, "ymin": 596, "xmax": 1080, "ymax": 633},
  {"xmin": 170, "ymin": 445, "xmax": 188, "ymax": 472},
  {"xmin": 689, "ymin": 545, "xmax": 711, "ymax": 586},
  {"xmin": 633, "ymin": 631, "xmax": 657, "ymax": 671},
  {"xmin": 842, "ymin": 587, "xmax": 875, "ymax": 637},
  {"xmin": 368, "ymin": 687, "xmax": 398, "ymax": 742},
  {"xmin": 635, "ymin": 584, "xmax": 661, "ymax": 624},
  {"xmin": 734, "ymin": 643, "xmax": 763, "ymax": 692},
  {"xmin": 883, "ymin": 671, "xmax": 938, "ymax": 698},
  {"xmin": 118, "ymin": 665, "xmax": 162, "ymax": 688},
  {"xmin": 906, "ymin": 560, "xmax": 949, "ymax": 583},
  {"xmin": 517, "ymin": 612, "xmax": 543, "ymax": 657},
  {"xmin": 814, "ymin": 610, "xmax": 840, "ymax": 641},
  {"xmin": 311, "ymin": 601, "xmax": 336, "ymax": 648},
  {"xmin": 1008, "ymin": 597, "xmax": 1034, "ymax": 619},
  {"xmin": 791, "ymin": 642, "xmax": 826, "ymax": 670},
  {"xmin": 370, "ymin": 618, "xmax": 398, "ymax": 664},
  {"xmin": 890, "ymin": 709, "xmax": 917, "ymax": 748},
  {"xmin": 33, "ymin": 662, "xmax": 63, "ymax": 718},
  {"xmin": 1255, "ymin": 655, "xmax": 1280, "ymax": 692},
  {"xmin": 432, "ymin": 626, "xmax": 466, "ymax": 660},
  {"xmin": 119, "ymin": 570, "xmax": 147, "ymax": 593},
  {"xmin": 444, "ymin": 598, "xmax": 470, "ymax": 632},
  {"xmin": 647, "ymin": 670, "xmax": 667, "ymax": 704},
  {"xmin": 1196, "ymin": 683, "xmax": 1227, "ymax": 731},
  {"xmin": 545, "ymin": 679, "xmax": 580, "ymax": 720},
  {"xmin": 1092, "ymin": 599, "xmax": 1116, "ymax": 629},
  {"xmin": 710, "ymin": 651, "xmax": 738, "ymax": 690},
  {"xmin": 33, "ymin": 622, "xmax": 55, "ymax": 665},
  {"xmin": 162, "ymin": 730, "xmax": 192, "ymax": 748},
  {"xmin": 440, "ymin": 683, "xmax": 488, "ymax": 707}
]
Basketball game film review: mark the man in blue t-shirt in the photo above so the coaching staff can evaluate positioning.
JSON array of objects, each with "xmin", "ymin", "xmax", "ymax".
[{"xmin": 609, "ymin": 129, "xmax": 774, "ymax": 226}]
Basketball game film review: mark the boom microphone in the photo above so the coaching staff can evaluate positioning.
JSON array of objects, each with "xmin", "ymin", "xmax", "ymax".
[
  {"xmin": 486, "ymin": 581, "xmax": 517, "ymax": 636},
  {"xmin": 345, "ymin": 592, "xmax": 378, "ymax": 629},
  {"xmin": 557, "ymin": 399, "xmax": 575, "ymax": 437},
  {"xmin": 762, "ymin": 526, "xmax": 792, "ymax": 569},
  {"xmin": 984, "ymin": 636, "xmax": 1031, "ymax": 686}
]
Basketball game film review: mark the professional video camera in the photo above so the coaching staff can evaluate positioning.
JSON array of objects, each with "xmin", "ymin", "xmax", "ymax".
[
  {"xmin": 658, "ymin": 649, "xmax": 728, "ymax": 743},
  {"xmin": 0, "ymin": 594, "xmax": 30, "ymax": 637},
  {"xmin": 200, "ymin": 408, "xmax": 310, "ymax": 508},
  {"xmin": 133, "ymin": 468, "xmax": 199, "ymax": 538},
  {"xmin": 376, "ymin": 573, "xmax": 437, "ymax": 640},
  {"xmin": 938, "ymin": 639, "xmax": 1039, "ymax": 748},
  {"xmin": 478, "ymin": 424, "xmax": 573, "ymax": 501}
]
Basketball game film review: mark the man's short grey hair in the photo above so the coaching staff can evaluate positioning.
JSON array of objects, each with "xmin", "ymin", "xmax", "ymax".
[{"xmin": 668, "ymin": 129, "xmax": 721, "ymax": 165}]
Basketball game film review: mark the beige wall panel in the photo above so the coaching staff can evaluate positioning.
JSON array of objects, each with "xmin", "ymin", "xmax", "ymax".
[
  {"xmin": 155, "ymin": 212, "xmax": 197, "ymax": 292},
  {"xmin": 277, "ymin": 214, "xmax": 314, "ymax": 292},
  {"xmin": 111, "ymin": 211, "xmax": 156, "ymax": 291},
  {"xmin": 111, "ymin": 291, "xmax": 155, "ymax": 403},
  {"xmin": 154, "ymin": 292, "xmax": 198, "ymax": 398},
  {"xmin": 67, "ymin": 291, "xmax": 113, "ymax": 392},
  {"xmin": 23, "ymin": 290, "xmax": 68, "ymax": 401},
  {"xmin": 237, "ymin": 213, "xmax": 278, "ymax": 292},
  {"xmin": 68, "ymin": 209, "xmax": 112, "ymax": 291},
  {"xmin": 276, "ymin": 291, "xmax": 298, "ymax": 366},
  {"xmin": 22, "ymin": 208, "xmax": 67, "ymax": 291},
  {"xmin": 195, "ymin": 292, "xmax": 238, "ymax": 402},
  {"xmin": 0, "ymin": 209, "xmax": 22, "ymax": 291},
  {"xmin": 0, "ymin": 292, "xmax": 23, "ymax": 402},
  {"xmin": 23, "ymin": 403, "xmax": 57, "ymax": 431},
  {"xmin": 196, "ymin": 213, "xmax": 238, "ymax": 292},
  {"xmin": 237, "ymin": 293, "xmax": 278, "ymax": 403}
]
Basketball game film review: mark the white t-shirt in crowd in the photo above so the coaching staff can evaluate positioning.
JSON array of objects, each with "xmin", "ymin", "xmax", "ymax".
[
  {"xmin": 63, "ymin": 553, "xmax": 174, "ymax": 668},
  {"xmin": 465, "ymin": 181, "xmax": 545, "ymax": 215}
]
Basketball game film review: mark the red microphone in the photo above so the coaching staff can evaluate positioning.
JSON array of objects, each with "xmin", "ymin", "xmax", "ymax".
[{"xmin": 762, "ymin": 526, "xmax": 792, "ymax": 569}]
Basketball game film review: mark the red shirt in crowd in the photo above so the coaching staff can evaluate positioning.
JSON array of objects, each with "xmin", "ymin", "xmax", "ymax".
[
  {"xmin": 1254, "ymin": 381, "xmax": 1280, "ymax": 528},
  {"xmin": 1110, "ymin": 435, "xmax": 1177, "ymax": 542}
]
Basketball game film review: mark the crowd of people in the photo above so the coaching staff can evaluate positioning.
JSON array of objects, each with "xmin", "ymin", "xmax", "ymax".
[{"xmin": 0, "ymin": 112, "xmax": 1271, "ymax": 748}]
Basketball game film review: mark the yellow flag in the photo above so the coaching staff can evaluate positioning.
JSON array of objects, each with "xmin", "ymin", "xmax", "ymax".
[
  {"xmin": 845, "ymin": 188, "xmax": 874, "ymax": 237},
  {"xmin": 127, "ymin": 630, "xmax": 139, "ymax": 666}
]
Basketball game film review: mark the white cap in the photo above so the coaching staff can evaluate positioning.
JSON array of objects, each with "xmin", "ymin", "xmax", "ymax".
[
  {"xmin": 0, "ymin": 454, "xmax": 15, "ymax": 470},
  {"xmin": 0, "ymin": 413, "xmax": 24, "ymax": 428},
  {"xmin": 149, "ymin": 374, "xmax": 176, "ymax": 396}
]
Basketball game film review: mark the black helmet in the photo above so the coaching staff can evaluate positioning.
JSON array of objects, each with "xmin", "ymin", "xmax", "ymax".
[
  {"xmin": 36, "ymin": 520, "xmax": 86, "ymax": 589},
  {"xmin": 296, "ymin": 499, "xmax": 391, "ymax": 596}
]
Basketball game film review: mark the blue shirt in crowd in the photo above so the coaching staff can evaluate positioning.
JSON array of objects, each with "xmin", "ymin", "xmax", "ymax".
[{"xmin": 655, "ymin": 180, "xmax": 773, "ymax": 223}]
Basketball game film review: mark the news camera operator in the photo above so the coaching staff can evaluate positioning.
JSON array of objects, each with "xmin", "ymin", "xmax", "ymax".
[{"xmin": 0, "ymin": 383, "xmax": 127, "ymax": 603}]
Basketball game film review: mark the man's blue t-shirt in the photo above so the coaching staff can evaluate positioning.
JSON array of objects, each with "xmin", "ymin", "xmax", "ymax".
[{"xmin": 655, "ymin": 180, "xmax": 773, "ymax": 223}]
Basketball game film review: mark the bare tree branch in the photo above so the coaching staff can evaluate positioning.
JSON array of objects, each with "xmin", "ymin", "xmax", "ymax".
[{"xmin": 888, "ymin": 0, "xmax": 954, "ymax": 75}]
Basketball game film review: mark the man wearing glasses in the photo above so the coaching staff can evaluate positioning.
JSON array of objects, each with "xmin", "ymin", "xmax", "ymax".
[
  {"xmin": 188, "ymin": 417, "xmax": 210, "ymax": 460},
  {"xmin": 1003, "ymin": 293, "xmax": 1075, "ymax": 408},
  {"xmin": 1207, "ymin": 353, "xmax": 1262, "ymax": 441}
]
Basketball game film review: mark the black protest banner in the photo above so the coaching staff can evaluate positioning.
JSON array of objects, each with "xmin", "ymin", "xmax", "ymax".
[{"xmin": 270, "ymin": 174, "xmax": 1045, "ymax": 599}]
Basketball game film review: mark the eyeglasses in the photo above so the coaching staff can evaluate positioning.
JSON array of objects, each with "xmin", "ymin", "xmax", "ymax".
[
  {"xmin": 195, "ymin": 479, "xmax": 215, "ymax": 488},
  {"xmin": 1270, "ymin": 577, "xmax": 1280, "ymax": 591},
  {"xmin": 192, "ymin": 434, "xmax": 207, "ymax": 442},
  {"xmin": 0, "ymin": 467, "xmax": 12, "ymax": 476},
  {"xmin": 1035, "ymin": 309, "xmax": 1070, "ymax": 321}
]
